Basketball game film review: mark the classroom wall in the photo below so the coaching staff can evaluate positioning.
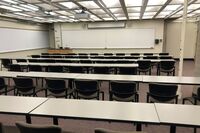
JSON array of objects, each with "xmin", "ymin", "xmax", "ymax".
[
  {"xmin": 54, "ymin": 20, "xmax": 164, "ymax": 53},
  {"xmin": 165, "ymin": 20, "xmax": 197, "ymax": 59},
  {"xmin": 0, "ymin": 18, "xmax": 49, "ymax": 57}
]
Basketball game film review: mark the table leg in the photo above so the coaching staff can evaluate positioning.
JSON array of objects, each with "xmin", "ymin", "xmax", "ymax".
[
  {"xmin": 53, "ymin": 117, "xmax": 58, "ymax": 125},
  {"xmin": 170, "ymin": 125, "xmax": 176, "ymax": 133},
  {"xmin": 26, "ymin": 115, "xmax": 31, "ymax": 124},
  {"xmin": 136, "ymin": 123, "xmax": 142, "ymax": 131}
]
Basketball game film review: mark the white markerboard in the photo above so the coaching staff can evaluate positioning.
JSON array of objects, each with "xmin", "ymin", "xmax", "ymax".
[
  {"xmin": 62, "ymin": 28, "xmax": 155, "ymax": 48},
  {"xmin": 0, "ymin": 28, "xmax": 49, "ymax": 53}
]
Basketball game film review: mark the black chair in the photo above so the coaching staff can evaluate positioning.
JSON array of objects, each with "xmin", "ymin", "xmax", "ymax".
[
  {"xmin": 104, "ymin": 53, "xmax": 113, "ymax": 56},
  {"xmin": 0, "ymin": 77, "xmax": 13, "ymax": 95},
  {"xmin": 183, "ymin": 87, "xmax": 200, "ymax": 105},
  {"xmin": 40, "ymin": 59, "xmax": 55, "ymax": 63},
  {"xmin": 109, "ymin": 81, "xmax": 138, "ymax": 102},
  {"xmin": 28, "ymin": 59, "xmax": 38, "ymax": 63},
  {"xmin": 74, "ymin": 79, "xmax": 104, "ymax": 100},
  {"xmin": 93, "ymin": 67, "xmax": 110, "ymax": 74},
  {"xmin": 159, "ymin": 56, "xmax": 173, "ymax": 59},
  {"xmin": 47, "ymin": 66, "xmax": 63, "ymax": 72},
  {"xmin": 80, "ymin": 60, "xmax": 92, "ymax": 64},
  {"xmin": 13, "ymin": 77, "xmax": 37, "ymax": 96},
  {"xmin": 90, "ymin": 53, "xmax": 98, "ymax": 56},
  {"xmin": 16, "ymin": 122, "xmax": 62, "ymax": 133},
  {"xmin": 117, "ymin": 67, "xmax": 137, "ymax": 75},
  {"xmin": 31, "ymin": 55, "xmax": 40, "ymax": 58},
  {"xmin": 41, "ymin": 53, "xmax": 49, "ymax": 55},
  {"xmin": 1, "ymin": 59, "xmax": 12, "ymax": 70},
  {"xmin": 56, "ymin": 60, "xmax": 72, "ymax": 63},
  {"xmin": 28, "ymin": 65, "xmax": 42, "ymax": 72},
  {"xmin": 9, "ymin": 64, "xmax": 22, "ymax": 72},
  {"xmin": 78, "ymin": 53, "xmax": 88, "ymax": 56},
  {"xmin": 147, "ymin": 83, "xmax": 178, "ymax": 104},
  {"xmin": 16, "ymin": 59, "xmax": 27, "ymax": 63},
  {"xmin": 116, "ymin": 53, "xmax": 125, "ymax": 56},
  {"xmin": 95, "ymin": 128, "xmax": 146, "ymax": 133},
  {"xmin": 0, "ymin": 122, "xmax": 3, "ymax": 133},
  {"xmin": 143, "ymin": 56, "xmax": 158, "ymax": 59},
  {"xmin": 137, "ymin": 60, "xmax": 151, "ymax": 75},
  {"xmin": 158, "ymin": 61, "xmax": 175, "ymax": 76},
  {"xmin": 144, "ymin": 53, "xmax": 153, "ymax": 56},
  {"xmin": 79, "ymin": 56, "xmax": 88, "ymax": 59},
  {"xmin": 45, "ymin": 78, "xmax": 73, "ymax": 98},
  {"xmin": 130, "ymin": 53, "xmax": 140, "ymax": 56},
  {"xmin": 68, "ymin": 66, "xmax": 85, "ymax": 73},
  {"xmin": 41, "ymin": 55, "xmax": 51, "ymax": 58},
  {"xmin": 159, "ymin": 53, "xmax": 169, "ymax": 55}
]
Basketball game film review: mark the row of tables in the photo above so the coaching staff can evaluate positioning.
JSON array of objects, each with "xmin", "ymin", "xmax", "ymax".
[
  {"xmin": 0, "ymin": 95, "xmax": 200, "ymax": 133},
  {"xmin": 1, "ymin": 71, "xmax": 200, "ymax": 86}
]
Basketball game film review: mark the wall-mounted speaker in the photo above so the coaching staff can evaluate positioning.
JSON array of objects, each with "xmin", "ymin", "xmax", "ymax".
[{"xmin": 155, "ymin": 39, "xmax": 159, "ymax": 44}]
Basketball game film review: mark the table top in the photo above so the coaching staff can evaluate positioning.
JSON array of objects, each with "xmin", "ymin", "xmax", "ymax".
[
  {"xmin": 155, "ymin": 103, "xmax": 200, "ymax": 127},
  {"xmin": 76, "ymin": 74, "xmax": 143, "ymax": 82},
  {"xmin": 0, "ymin": 96, "xmax": 48, "ymax": 115},
  {"xmin": 17, "ymin": 72, "xmax": 80, "ymax": 79},
  {"xmin": 0, "ymin": 71, "xmax": 26, "ymax": 78},
  {"xmin": 143, "ymin": 76, "xmax": 200, "ymax": 85},
  {"xmin": 30, "ymin": 99, "xmax": 159, "ymax": 123},
  {"xmin": 16, "ymin": 62, "xmax": 138, "ymax": 67}
]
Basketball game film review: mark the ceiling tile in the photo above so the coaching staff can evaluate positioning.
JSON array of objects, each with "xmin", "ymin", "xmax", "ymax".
[
  {"xmin": 125, "ymin": 0, "xmax": 143, "ymax": 7},
  {"xmin": 102, "ymin": 0, "xmax": 121, "ymax": 8},
  {"xmin": 78, "ymin": 1, "xmax": 99, "ymax": 9},
  {"xmin": 147, "ymin": 0, "xmax": 167, "ymax": 6}
]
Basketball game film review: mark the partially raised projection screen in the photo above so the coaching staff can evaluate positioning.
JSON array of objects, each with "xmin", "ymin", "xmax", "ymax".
[
  {"xmin": 0, "ymin": 28, "xmax": 49, "ymax": 53},
  {"xmin": 62, "ymin": 28, "xmax": 155, "ymax": 49}
]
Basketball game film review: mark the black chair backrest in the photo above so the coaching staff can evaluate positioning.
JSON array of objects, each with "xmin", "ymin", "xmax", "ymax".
[
  {"xmin": 80, "ymin": 60, "xmax": 92, "ymax": 64},
  {"xmin": 93, "ymin": 67, "xmax": 110, "ymax": 74},
  {"xmin": 90, "ymin": 53, "xmax": 98, "ymax": 56},
  {"xmin": 13, "ymin": 77, "xmax": 34, "ymax": 92},
  {"xmin": 110, "ymin": 81, "xmax": 137, "ymax": 98},
  {"xmin": 45, "ymin": 79, "xmax": 66, "ymax": 94},
  {"xmin": 118, "ymin": 67, "xmax": 137, "ymax": 75},
  {"xmin": 55, "ymin": 60, "xmax": 72, "ymax": 63},
  {"xmin": 51, "ymin": 56, "xmax": 62, "ymax": 58},
  {"xmin": 130, "ymin": 53, "xmax": 140, "ymax": 56},
  {"xmin": 144, "ymin": 53, "xmax": 153, "ymax": 56},
  {"xmin": 104, "ymin": 53, "xmax": 113, "ymax": 56},
  {"xmin": 160, "ymin": 61, "xmax": 175, "ymax": 70},
  {"xmin": 9, "ymin": 64, "xmax": 21, "ymax": 72},
  {"xmin": 47, "ymin": 66, "xmax": 63, "ymax": 72},
  {"xmin": 143, "ymin": 56, "xmax": 158, "ymax": 59},
  {"xmin": 41, "ymin": 53, "xmax": 49, "ymax": 55},
  {"xmin": 137, "ymin": 60, "xmax": 151, "ymax": 69},
  {"xmin": 159, "ymin": 56, "xmax": 173, "ymax": 59},
  {"xmin": 1, "ymin": 59, "xmax": 12, "ymax": 68},
  {"xmin": 124, "ymin": 56, "xmax": 139, "ymax": 59},
  {"xmin": 28, "ymin": 65, "xmax": 42, "ymax": 72},
  {"xmin": 16, "ymin": 59, "xmax": 27, "ymax": 63},
  {"xmin": 31, "ymin": 55, "xmax": 40, "ymax": 58},
  {"xmin": 149, "ymin": 83, "xmax": 178, "ymax": 102},
  {"xmin": 68, "ymin": 66, "xmax": 84, "ymax": 73},
  {"xmin": 159, "ymin": 53, "xmax": 169, "ymax": 55},
  {"xmin": 0, "ymin": 77, "xmax": 6, "ymax": 91},
  {"xmin": 40, "ymin": 59, "xmax": 55, "ymax": 63},
  {"xmin": 116, "ymin": 53, "xmax": 125, "ymax": 56},
  {"xmin": 74, "ymin": 80, "xmax": 98, "ymax": 95},
  {"xmin": 16, "ymin": 122, "xmax": 62, "ymax": 133},
  {"xmin": 79, "ymin": 56, "xmax": 88, "ymax": 59},
  {"xmin": 78, "ymin": 53, "xmax": 88, "ymax": 56},
  {"xmin": 41, "ymin": 55, "xmax": 51, "ymax": 58},
  {"xmin": 28, "ymin": 59, "xmax": 38, "ymax": 63}
]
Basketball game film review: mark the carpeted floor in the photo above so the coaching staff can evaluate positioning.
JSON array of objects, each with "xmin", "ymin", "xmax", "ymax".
[{"xmin": 0, "ymin": 60, "xmax": 198, "ymax": 133}]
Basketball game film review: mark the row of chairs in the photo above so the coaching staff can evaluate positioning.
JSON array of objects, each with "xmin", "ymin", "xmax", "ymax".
[
  {"xmin": 0, "ymin": 76, "xmax": 179, "ymax": 103},
  {"xmin": 41, "ymin": 52, "xmax": 169, "ymax": 56},
  {"xmin": 0, "ymin": 122, "xmax": 145, "ymax": 133}
]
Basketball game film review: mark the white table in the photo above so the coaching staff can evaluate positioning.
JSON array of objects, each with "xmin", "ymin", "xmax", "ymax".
[
  {"xmin": 143, "ymin": 76, "xmax": 200, "ymax": 85},
  {"xmin": 30, "ymin": 99, "xmax": 159, "ymax": 131},
  {"xmin": 155, "ymin": 103, "xmax": 200, "ymax": 133},
  {"xmin": 0, "ymin": 95, "xmax": 48, "ymax": 123},
  {"xmin": 0, "ymin": 71, "xmax": 25, "ymax": 78}
]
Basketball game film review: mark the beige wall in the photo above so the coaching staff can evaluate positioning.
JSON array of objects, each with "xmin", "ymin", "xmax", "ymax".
[
  {"xmin": 0, "ymin": 18, "xmax": 49, "ymax": 57},
  {"xmin": 165, "ymin": 20, "xmax": 197, "ymax": 58},
  {"xmin": 54, "ymin": 20, "xmax": 164, "ymax": 53}
]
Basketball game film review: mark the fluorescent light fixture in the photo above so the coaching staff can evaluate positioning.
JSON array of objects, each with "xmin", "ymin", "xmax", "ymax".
[
  {"xmin": 90, "ymin": 9, "xmax": 105, "ymax": 14},
  {"xmin": 143, "ymin": 16, "xmax": 153, "ymax": 19},
  {"xmin": 109, "ymin": 8, "xmax": 124, "ymax": 14},
  {"xmin": 145, "ymin": 6, "xmax": 161, "ymax": 12},
  {"xmin": 2, "ymin": 0, "xmax": 17, "ymax": 4},
  {"xmin": 114, "ymin": 14, "xmax": 125, "ymax": 17},
  {"xmin": 59, "ymin": 2, "xmax": 78, "ymax": 9},
  {"xmin": 159, "ymin": 11, "xmax": 172, "ymax": 16},
  {"xmin": 14, "ymin": 12, "xmax": 30, "ymax": 17},
  {"xmin": 20, "ymin": 4, "xmax": 39, "ymax": 11},
  {"xmin": 164, "ymin": 5, "xmax": 180, "ymax": 11},
  {"xmin": 129, "ymin": 16, "xmax": 139, "ymax": 19},
  {"xmin": 147, "ymin": 0, "xmax": 167, "ymax": 6},
  {"xmin": 127, "ymin": 7, "xmax": 141, "ymax": 12},
  {"xmin": 59, "ymin": 16, "xmax": 67, "ymax": 18},
  {"xmin": 49, "ymin": 12, "xmax": 56, "ymax": 15},
  {"xmin": 0, "ymin": 5, "xmax": 22, "ymax": 11},
  {"xmin": 12, "ymin": 5, "xmax": 31, "ymax": 11},
  {"xmin": 170, "ymin": 0, "xmax": 184, "ymax": 4},
  {"xmin": 79, "ymin": 1, "xmax": 99, "ymax": 9},
  {"xmin": 188, "ymin": 4, "xmax": 200, "ymax": 10},
  {"xmin": 101, "ymin": 0, "xmax": 121, "ymax": 7},
  {"xmin": 125, "ymin": 0, "xmax": 143, "ymax": 6},
  {"xmin": 143, "ymin": 12, "xmax": 157, "ymax": 16},
  {"xmin": 128, "ymin": 13, "xmax": 140, "ymax": 17},
  {"xmin": 34, "ymin": 17, "xmax": 44, "ymax": 20},
  {"xmin": 117, "ymin": 17, "xmax": 126, "ymax": 20}
]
